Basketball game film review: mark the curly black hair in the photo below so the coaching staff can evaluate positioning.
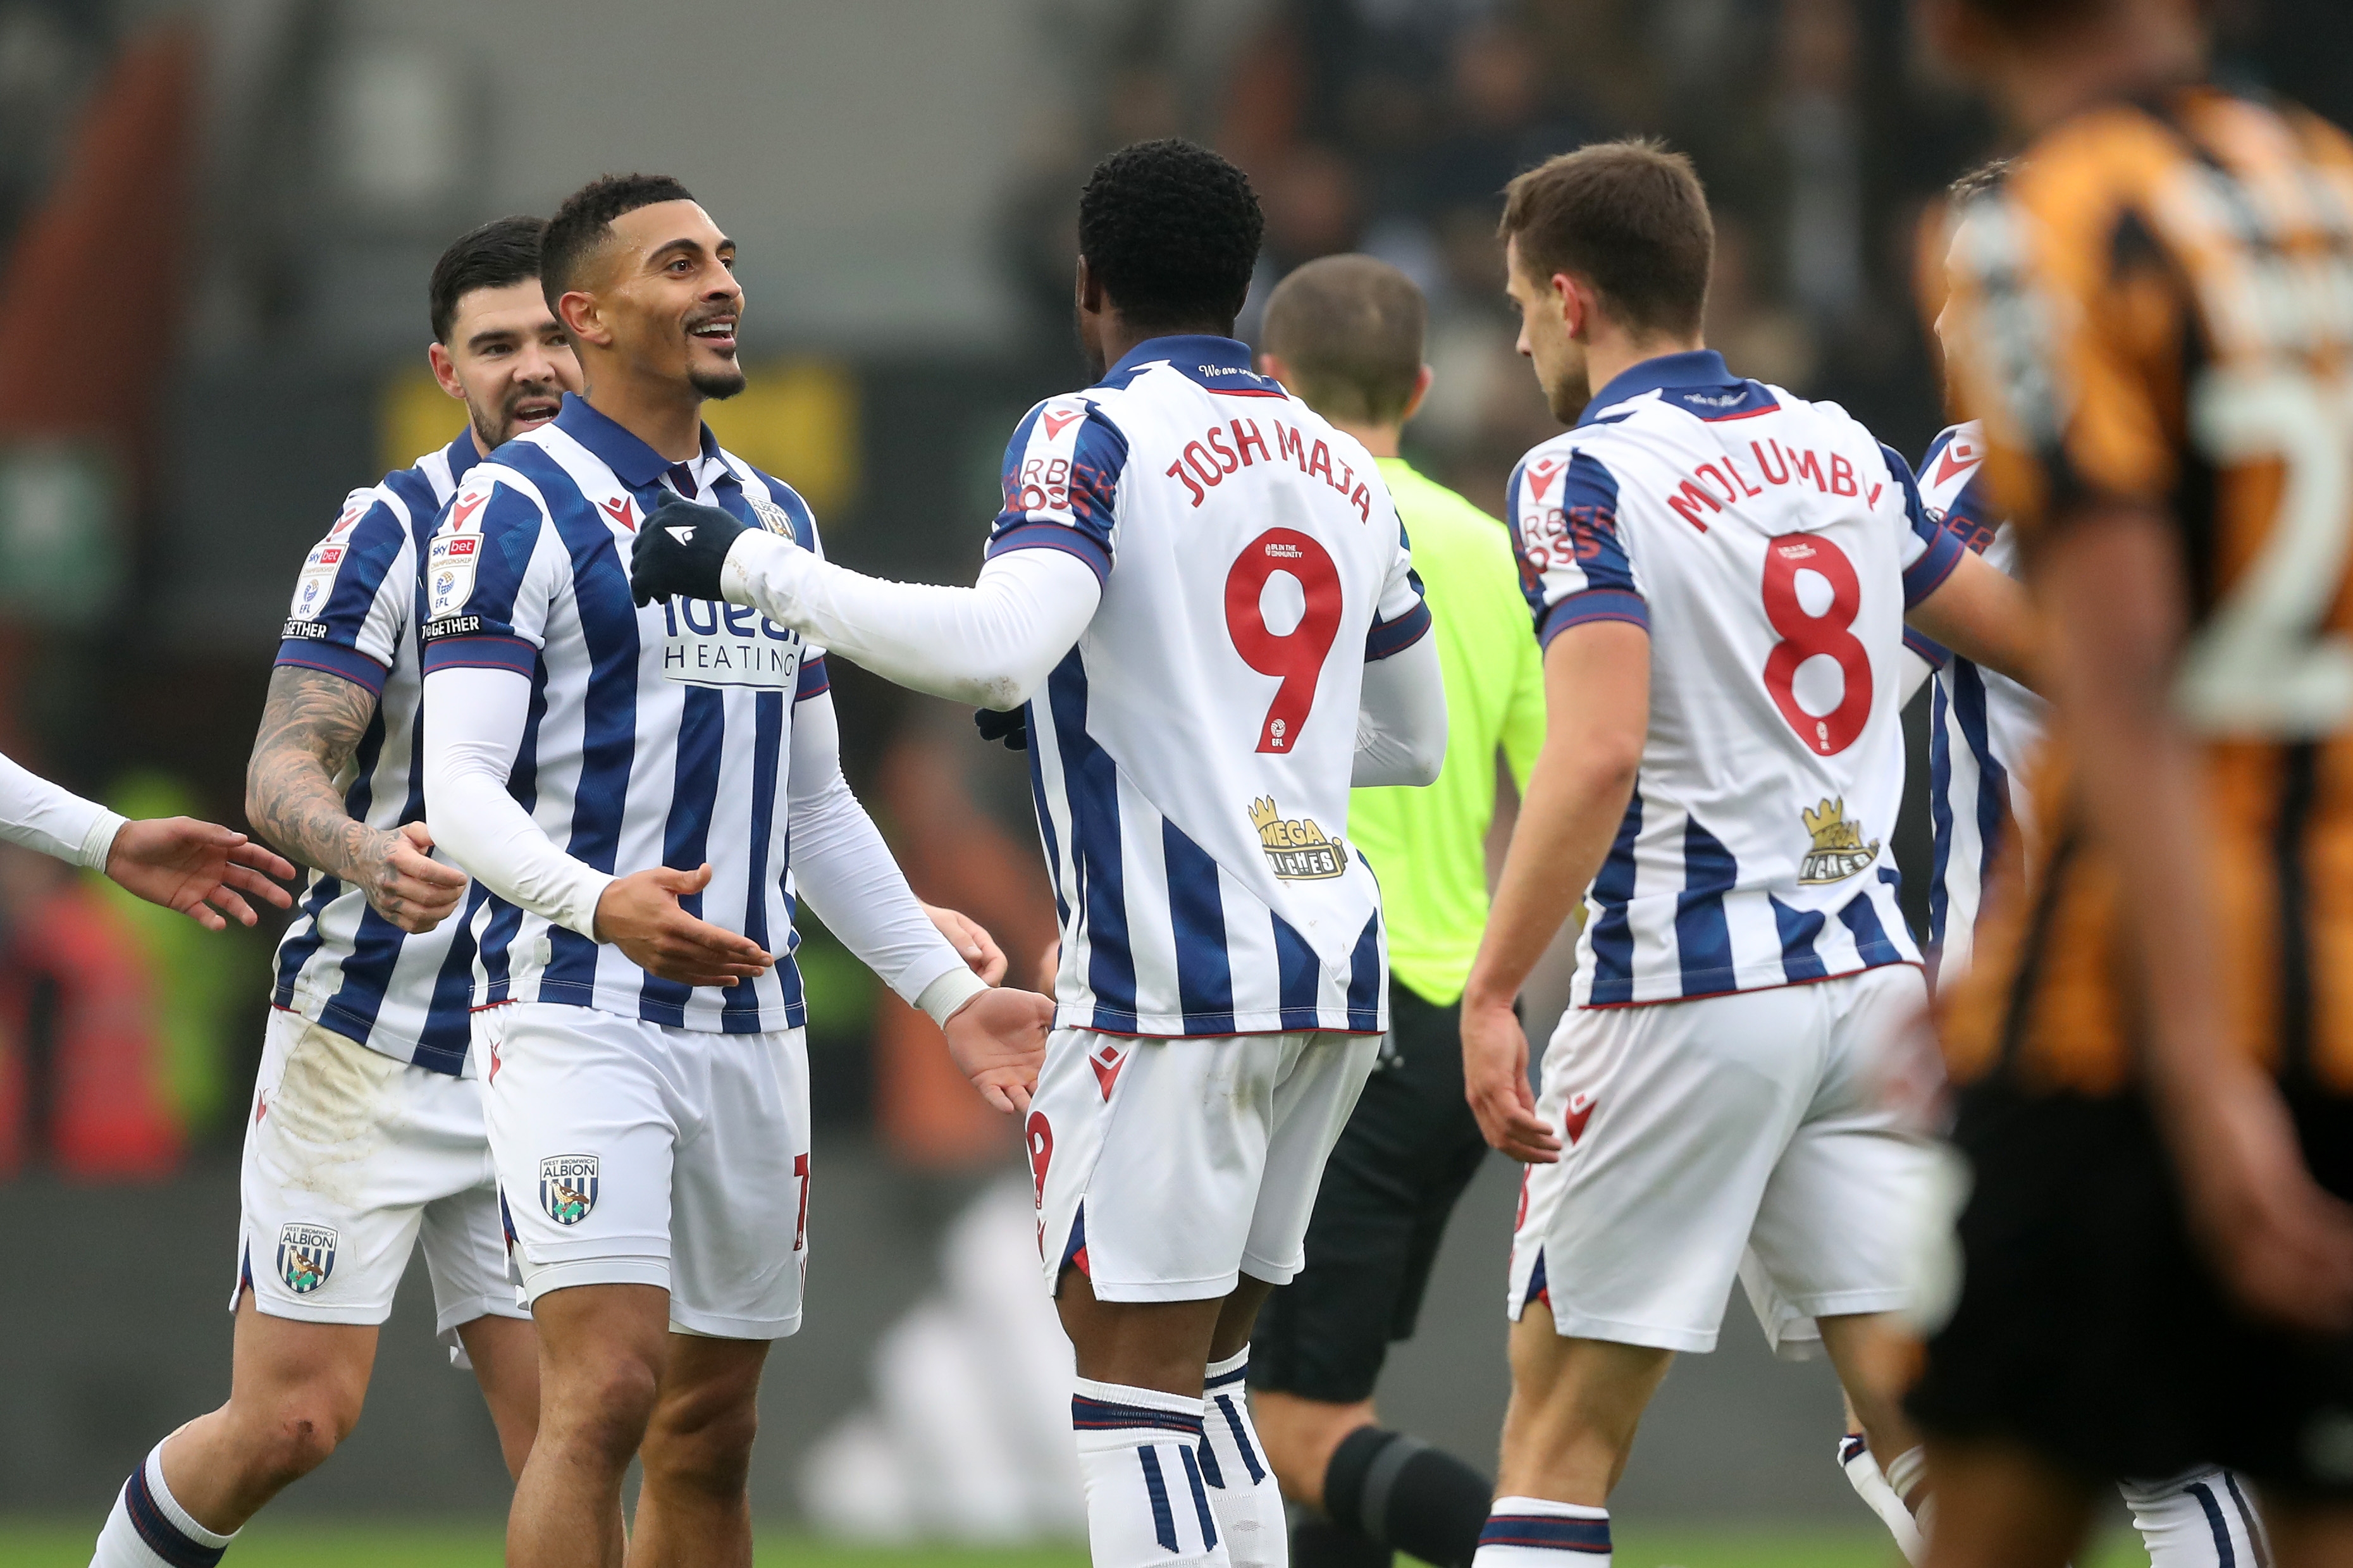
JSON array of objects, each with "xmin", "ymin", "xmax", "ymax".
[
  {"xmin": 429, "ymin": 214, "xmax": 546, "ymax": 343},
  {"xmin": 1078, "ymin": 139, "xmax": 1264, "ymax": 333},
  {"xmin": 541, "ymin": 172, "xmax": 697, "ymax": 311}
]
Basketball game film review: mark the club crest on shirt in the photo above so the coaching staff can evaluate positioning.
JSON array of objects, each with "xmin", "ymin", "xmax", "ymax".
[
  {"xmin": 276, "ymin": 1222, "xmax": 338, "ymax": 1295},
  {"xmin": 1250, "ymin": 795, "xmax": 1348, "ymax": 880},
  {"xmin": 1798, "ymin": 797, "xmax": 1881, "ymax": 884},
  {"xmin": 750, "ymin": 497, "xmax": 796, "ymax": 539},
  {"xmin": 540, "ymin": 1154, "xmax": 599, "ymax": 1226}
]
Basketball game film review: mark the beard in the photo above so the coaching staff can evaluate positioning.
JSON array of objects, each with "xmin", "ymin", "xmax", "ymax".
[
  {"xmin": 689, "ymin": 360, "xmax": 748, "ymax": 400},
  {"xmin": 1543, "ymin": 353, "xmax": 1592, "ymax": 424},
  {"xmin": 476, "ymin": 380, "xmax": 564, "ymax": 450}
]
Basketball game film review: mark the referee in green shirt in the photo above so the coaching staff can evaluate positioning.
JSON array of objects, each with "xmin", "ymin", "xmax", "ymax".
[{"xmin": 1247, "ymin": 256, "xmax": 1545, "ymax": 1568}]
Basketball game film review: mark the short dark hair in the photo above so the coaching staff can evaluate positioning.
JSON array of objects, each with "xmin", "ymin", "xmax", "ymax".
[
  {"xmin": 1951, "ymin": 0, "xmax": 2111, "ymax": 34},
  {"xmin": 1499, "ymin": 140, "xmax": 1714, "ymax": 340},
  {"xmin": 540, "ymin": 173, "xmax": 698, "ymax": 313},
  {"xmin": 1262, "ymin": 255, "xmax": 1426, "ymax": 425},
  {"xmin": 1079, "ymin": 139, "xmax": 1264, "ymax": 333},
  {"xmin": 429, "ymin": 216, "xmax": 547, "ymax": 343}
]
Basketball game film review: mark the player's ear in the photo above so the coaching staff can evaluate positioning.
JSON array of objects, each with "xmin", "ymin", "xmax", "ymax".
[
  {"xmin": 1258, "ymin": 350, "xmax": 1292, "ymax": 388},
  {"xmin": 428, "ymin": 341, "xmax": 465, "ymax": 402},
  {"xmin": 1075, "ymin": 255, "xmax": 1106, "ymax": 318},
  {"xmin": 557, "ymin": 288, "xmax": 610, "ymax": 349},
  {"xmin": 1400, "ymin": 364, "xmax": 1435, "ymax": 424}
]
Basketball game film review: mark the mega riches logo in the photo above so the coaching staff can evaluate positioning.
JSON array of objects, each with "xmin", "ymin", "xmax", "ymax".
[{"xmin": 1250, "ymin": 795, "xmax": 1348, "ymax": 880}]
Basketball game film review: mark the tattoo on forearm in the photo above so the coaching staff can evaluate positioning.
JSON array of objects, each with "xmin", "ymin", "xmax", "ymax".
[{"xmin": 246, "ymin": 665, "xmax": 386, "ymax": 887}]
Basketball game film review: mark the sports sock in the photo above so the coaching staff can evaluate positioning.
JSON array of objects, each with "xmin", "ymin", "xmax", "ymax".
[
  {"xmin": 1073, "ymin": 1377, "xmax": 1229, "ymax": 1567},
  {"xmin": 1836, "ymin": 1433, "xmax": 1923, "ymax": 1565},
  {"xmin": 1199, "ymin": 1348, "xmax": 1286, "ymax": 1568},
  {"xmin": 91, "ymin": 1443, "xmax": 237, "ymax": 1567},
  {"xmin": 1472, "ymin": 1495, "xmax": 1610, "ymax": 1566},
  {"xmin": 1323, "ymin": 1424, "xmax": 1493, "ymax": 1568},
  {"xmin": 2119, "ymin": 1467, "xmax": 2271, "ymax": 1567}
]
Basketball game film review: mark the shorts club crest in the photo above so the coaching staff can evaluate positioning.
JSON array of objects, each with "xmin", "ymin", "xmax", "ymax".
[
  {"xmin": 276, "ymin": 1222, "xmax": 338, "ymax": 1295},
  {"xmin": 540, "ymin": 1154, "xmax": 599, "ymax": 1226}
]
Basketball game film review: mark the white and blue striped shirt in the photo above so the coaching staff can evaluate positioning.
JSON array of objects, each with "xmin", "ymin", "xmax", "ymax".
[
  {"xmin": 1910, "ymin": 420, "xmax": 2046, "ymax": 988},
  {"xmin": 1507, "ymin": 351, "xmax": 1964, "ymax": 1008},
  {"xmin": 991, "ymin": 335, "xmax": 1431, "ymax": 1037},
  {"xmin": 419, "ymin": 395, "xmax": 829, "ymax": 1032},
  {"xmin": 270, "ymin": 433, "xmax": 486, "ymax": 1074}
]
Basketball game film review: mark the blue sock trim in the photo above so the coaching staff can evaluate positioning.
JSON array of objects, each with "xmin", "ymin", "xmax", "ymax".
[
  {"xmin": 1197, "ymin": 1430, "xmax": 1225, "ymax": 1488},
  {"xmin": 1138, "ymin": 1445, "xmax": 1178, "ymax": 1553},
  {"xmin": 1479, "ymin": 1512, "xmax": 1612, "ymax": 1554},
  {"xmin": 1073, "ymin": 1393, "xmax": 1204, "ymax": 1436},
  {"xmin": 2189, "ymin": 1481, "xmax": 2236, "ymax": 1568},
  {"xmin": 1205, "ymin": 1360, "xmax": 1249, "ymax": 1389},
  {"xmin": 1180, "ymin": 1443, "xmax": 1218, "ymax": 1549},
  {"xmin": 2223, "ymin": 1472, "xmax": 2270, "ymax": 1568},
  {"xmin": 125, "ymin": 1466, "xmax": 226, "ymax": 1568},
  {"xmin": 1213, "ymin": 1393, "xmax": 1266, "ymax": 1485}
]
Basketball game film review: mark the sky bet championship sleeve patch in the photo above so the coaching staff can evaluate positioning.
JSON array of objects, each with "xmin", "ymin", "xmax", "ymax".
[
  {"xmin": 421, "ymin": 483, "xmax": 491, "ymax": 638},
  {"xmin": 280, "ymin": 488, "xmax": 374, "ymax": 640}
]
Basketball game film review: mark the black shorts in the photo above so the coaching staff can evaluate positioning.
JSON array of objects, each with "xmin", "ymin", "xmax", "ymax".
[
  {"xmin": 1250, "ymin": 980, "xmax": 1491, "ymax": 1405},
  {"xmin": 1908, "ymin": 1082, "xmax": 2353, "ymax": 1496}
]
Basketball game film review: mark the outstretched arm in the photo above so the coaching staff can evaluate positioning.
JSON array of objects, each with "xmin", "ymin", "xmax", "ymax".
[
  {"xmin": 1907, "ymin": 548, "xmax": 2040, "ymax": 693},
  {"xmin": 247, "ymin": 665, "xmax": 467, "ymax": 933},
  {"xmin": 631, "ymin": 500, "xmax": 1101, "ymax": 708},
  {"xmin": 1, "ymin": 749, "xmax": 293, "ymax": 929},
  {"xmin": 786, "ymin": 690, "xmax": 1049, "ymax": 1111}
]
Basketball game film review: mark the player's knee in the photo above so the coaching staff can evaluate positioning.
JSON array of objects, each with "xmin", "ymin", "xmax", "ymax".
[
  {"xmin": 547, "ymin": 1354, "xmax": 662, "ymax": 1461},
  {"xmin": 644, "ymin": 1396, "xmax": 760, "ymax": 1495},
  {"xmin": 244, "ymin": 1396, "xmax": 354, "ymax": 1486}
]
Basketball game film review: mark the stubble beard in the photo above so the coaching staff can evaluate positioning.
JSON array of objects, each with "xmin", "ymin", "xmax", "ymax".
[{"xmin": 689, "ymin": 361, "xmax": 747, "ymax": 401}]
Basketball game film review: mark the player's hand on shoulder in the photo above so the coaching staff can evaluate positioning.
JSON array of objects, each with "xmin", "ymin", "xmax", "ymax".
[
  {"xmin": 630, "ymin": 498, "xmax": 753, "ymax": 607},
  {"xmin": 105, "ymin": 816, "xmax": 297, "ymax": 931},
  {"xmin": 941, "ymin": 986, "xmax": 1051, "ymax": 1115},
  {"xmin": 922, "ymin": 902, "xmax": 1008, "ymax": 984},
  {"xmin": 593, "ymin": 861, "xmax": 775, "ymax": 987},
  {"xmin": 362, "ymin": 821, "xmax": 471, "ymax": 934},
  {"xmin": 1461, "ymin": 994, "xmax": 1562, "ymax": 1164}
]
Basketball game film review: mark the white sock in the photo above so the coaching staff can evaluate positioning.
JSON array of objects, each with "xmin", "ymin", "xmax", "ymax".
[
  {"xmin": 91, "ymin": 1443, "xmax": 237, "ymax": 1567},
  {"xmin": 1473, "ymin": 1495, "xmax": 1610, "ymax": 1565},
  {"xmin": 1836, "ymin": 1434, "xmax": 1924, "ymax": 1565},
  {"xmin": 1073, "ymin": 1377, "xmax": 1230, "ymax": 1567},
  {"xmin": 1198, "ymin": 1347, "xmax": 1285, "ymax": 1568},
  {"xmin": 2120, "ymin": 1467, "xmax": 2271, "ymax": 1567}
]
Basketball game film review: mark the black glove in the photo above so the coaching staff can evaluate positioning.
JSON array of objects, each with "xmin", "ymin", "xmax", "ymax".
[
  {"xmin": 631, "ymin": 498, "xmax": 751, "ymax": 607},
  {"xmin": 974, "ymin": 705, "xmax": 1028, "ymax": 751}
]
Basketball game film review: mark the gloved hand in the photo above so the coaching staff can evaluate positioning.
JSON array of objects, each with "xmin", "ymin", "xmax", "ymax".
[
  {"xmin": 974, "ymin": 706, "xmax": 1028, "ymax": 751},
  {"xmin": 631, "ymin": 498, "xmax": 751, "ymax": 607}
]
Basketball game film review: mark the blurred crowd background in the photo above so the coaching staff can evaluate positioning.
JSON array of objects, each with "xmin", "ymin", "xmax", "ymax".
[{"xmin": 0, "ymin": 0, "xmax": 2349, "ymax": 1530}]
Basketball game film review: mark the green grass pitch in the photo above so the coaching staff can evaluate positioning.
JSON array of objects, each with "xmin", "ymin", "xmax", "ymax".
[{"xmin": 0, "ymin": 1519, "xmax": 2156, "ymax": 1566}]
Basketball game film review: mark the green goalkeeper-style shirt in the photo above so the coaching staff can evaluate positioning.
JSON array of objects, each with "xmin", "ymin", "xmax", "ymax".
[{"xmin": 1356, "ymin": 457, "xmax": 1546, "ymax": 1007}]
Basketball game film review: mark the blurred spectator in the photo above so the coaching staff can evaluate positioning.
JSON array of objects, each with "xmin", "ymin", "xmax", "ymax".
[{"xmin": 0, "ymin": 837, "xmax": 180, "ymax": 1179}]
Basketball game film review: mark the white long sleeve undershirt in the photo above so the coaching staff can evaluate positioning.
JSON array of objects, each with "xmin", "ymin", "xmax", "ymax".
[
  {"xmin": 720, "ymin": 532, "xmax": 1450, "ymax": 777},
  {"xmin": 0, "ymin": 749, "xmax": 125, "ymax": 870},
  {"xmin": 421, "ymin": 665, "xmax": 984, "ymax": 1023},
  {"xmin": 722, "ymin": 535, "xmax": 1099, "ymax": 711},
  {"xmin": 1352, "ymin": 634, "xmax": 1447, "ymax": 787}
]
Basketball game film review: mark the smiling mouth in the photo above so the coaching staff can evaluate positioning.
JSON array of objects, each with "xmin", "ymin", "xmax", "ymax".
[
  {"xmin": 510, "ymin": 397, "xmax": 562, "ymax": 426},
  {"xmin": 689, "ymin": 316, "xmax": 738, "ymax": 351}
]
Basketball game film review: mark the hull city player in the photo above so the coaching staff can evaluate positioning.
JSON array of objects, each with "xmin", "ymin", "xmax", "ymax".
[
  {"xmin": 1456, "ymin": 142, "xmax": 2039, "ymax": 1568},
  {"xmin": 88, "ymin": 218, "xmax": 574, "ymax": 1568},
  {"xmin": 415, "ymin": 175, "xmax": 1048, "ymax": 1568},
  {"xmin": 0, "ymin": 752, "xmax": 290, "ymax": 930},
  {"xmin": 1908, "ymin": 3, "xmax": 2353, "ymax": 1564},
  {"xmin": 1245, "ymin": 255, "xmax": 1545, "ymax": 1568},
  {"xmin": 631, "ymin": 140, "xmax": 1448, "ymax": 1568}
]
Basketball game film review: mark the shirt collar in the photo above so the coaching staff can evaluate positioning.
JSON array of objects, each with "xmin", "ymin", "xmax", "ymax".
[
  {"xmin": 1578, "ymin": 349, "xmax": 1736, "ymax": 426},
  {"xmin": 1105, "ymin": 333, "xmax": 1255, "ymax": 381},
  {"xmin": 445, "ymin": 430, "xmax": 483, "ymax": 486},
  {"xmin": 551, "ymin": 392, "xmax": 724, "ymax": 490}
]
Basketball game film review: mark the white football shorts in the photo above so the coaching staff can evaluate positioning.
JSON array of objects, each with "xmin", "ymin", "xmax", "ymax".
[
  {"xmin": 1027, "ymin": 1025, "xmax": 1380, "ymax": 1302},
  {"xmin": 1507, "ymin": 963, "xmax": 1936, "ymax": 1352},
  {"xmin": 478, "ymin": 1001, "xmax": 810, "ymax": 1340},
  {"xmin": 234, "ymin": 1007, "xmax": 523, "ymax": 1352}
]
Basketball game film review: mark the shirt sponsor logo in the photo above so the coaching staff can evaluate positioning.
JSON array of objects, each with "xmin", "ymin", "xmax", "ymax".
[
  {"xmin": 1250, "ymin": 794, "xmax": 1349, "ymax": 880},
  {"xmin": 540, "ymin": 1154, "xmax": 599, "ymax": 1226},
  {"xmin": 1798, "ymin": 796, "xmax": 1881, "ymax": 884},
  {"xmin": 276, "ymin": 1221, "xmax": 338, "ymax": 1295},
  {"xmin": 659, "ymin": 596, "xmax": 802, "ymax": 690}
]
